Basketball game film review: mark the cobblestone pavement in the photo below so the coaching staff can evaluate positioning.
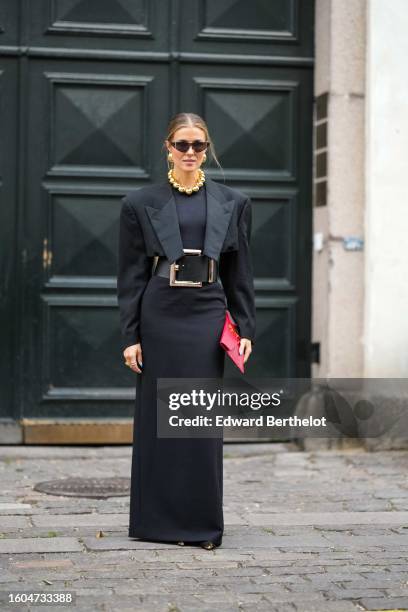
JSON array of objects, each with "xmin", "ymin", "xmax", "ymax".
[{"xmin": 0, "ymin": 442, "xmax": 408, "ymax": 611}]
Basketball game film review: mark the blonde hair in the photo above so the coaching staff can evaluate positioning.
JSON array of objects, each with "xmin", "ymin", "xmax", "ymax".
[{"xmin": 162, "ymin": 112, "xmax": 225, "ymax": 180}]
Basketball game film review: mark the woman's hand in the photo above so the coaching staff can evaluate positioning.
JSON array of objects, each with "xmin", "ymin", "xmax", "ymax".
[
  {"xmin": 239, "ymin": 338, "xmax": 252, "ymax": 364},
  {"xmin": 124, "ymin": 343, "xmax": 143, "ymax": 374}
]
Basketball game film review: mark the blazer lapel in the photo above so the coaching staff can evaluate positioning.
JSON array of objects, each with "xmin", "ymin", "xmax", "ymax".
[
  {"xmin": 203, "ymin": 178, "xmax": 235, "ymax": 262},
  {"xmin": 145, "ymin": 188, "xmax": 185, "ymax": 263},
  {"xmin": 144, "ymin": 177, "xmax": 235, "ymax": 263}
]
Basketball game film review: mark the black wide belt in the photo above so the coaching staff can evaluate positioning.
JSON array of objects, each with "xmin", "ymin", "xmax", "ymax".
[{"xmin": 153, "ymin": 249, "xmax": 218, "ymax": 286}]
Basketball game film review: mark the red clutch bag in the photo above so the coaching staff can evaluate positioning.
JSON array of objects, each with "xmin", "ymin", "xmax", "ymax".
[{"xmin": 219, "ymin": 310, "xmax": 245, "ymax": 373}]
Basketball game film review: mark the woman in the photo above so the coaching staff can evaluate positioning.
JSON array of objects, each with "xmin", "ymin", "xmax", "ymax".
[{"xmin": 117, "ymin": 112, "xmax": 256, "ymax": 550}]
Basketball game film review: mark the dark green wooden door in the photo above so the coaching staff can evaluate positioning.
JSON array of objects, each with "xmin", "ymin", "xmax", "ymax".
[{"xmin": 0, "ymin": 0, "xmax": 314, "ymax": 423}]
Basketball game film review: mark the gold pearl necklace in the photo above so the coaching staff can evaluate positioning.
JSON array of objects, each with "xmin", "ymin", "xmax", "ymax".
[{"xmin": 168, "ymin": 168, "xmax": 205, "ymax": 195}]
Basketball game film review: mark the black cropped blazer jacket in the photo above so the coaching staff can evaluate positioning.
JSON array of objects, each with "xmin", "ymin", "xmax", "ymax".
[{"xmin": 117, "ymin": 176, "xmax": 256, "ymax": 352}]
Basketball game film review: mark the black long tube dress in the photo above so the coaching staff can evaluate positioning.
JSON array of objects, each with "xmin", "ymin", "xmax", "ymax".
[{"xmin": 128, "ymin": 182, "xmax": 227, "ymax": 546}]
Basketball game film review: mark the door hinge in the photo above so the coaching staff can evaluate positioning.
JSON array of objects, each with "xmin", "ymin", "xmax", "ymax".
[{"xmin": 42, "ymin": 238, "xmax": 53, "ymax": 270}]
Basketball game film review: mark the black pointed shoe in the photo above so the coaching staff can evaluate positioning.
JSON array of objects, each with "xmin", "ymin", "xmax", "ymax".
[{"xmin": 200, "ymin": 540, "xmax": 221, "ymax": 550}]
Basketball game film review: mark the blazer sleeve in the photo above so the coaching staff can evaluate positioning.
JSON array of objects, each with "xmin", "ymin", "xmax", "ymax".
[
  {"xmin": 219, "ymin": 197, "xmax": 256, "ymax": 343},
  {"xmin": 117, "ymin": 197, "xmax": 152, "ymax": 352}
]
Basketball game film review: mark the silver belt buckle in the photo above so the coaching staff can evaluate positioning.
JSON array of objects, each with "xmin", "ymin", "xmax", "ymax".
[{"xmin": 169, "ymin": 248, "xmax": 214, "ymax": 287}]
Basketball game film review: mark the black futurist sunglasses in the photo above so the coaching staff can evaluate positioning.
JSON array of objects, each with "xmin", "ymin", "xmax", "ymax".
[{"xmin": 170, "ymin": 140, "xmax": 209, "ymax": 153}]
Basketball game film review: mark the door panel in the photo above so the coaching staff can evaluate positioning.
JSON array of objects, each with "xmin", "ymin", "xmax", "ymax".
[
  {"xmin": 23, "ymin": 59, "xmax": 169, "ymax": 417},
  {"xmin": 180, "ymin": 62, "xmax": 313, "ymax": 377}
]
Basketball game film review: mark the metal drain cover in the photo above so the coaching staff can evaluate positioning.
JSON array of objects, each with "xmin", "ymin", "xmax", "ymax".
[{"xmin": 34, "ymin": 477, "xmax": 130, "ymax": 499}]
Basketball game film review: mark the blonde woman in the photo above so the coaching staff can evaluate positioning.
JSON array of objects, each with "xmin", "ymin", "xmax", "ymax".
[{"xmin": 117, "ymin": 112, "xmax": 255, "ymax": 550}]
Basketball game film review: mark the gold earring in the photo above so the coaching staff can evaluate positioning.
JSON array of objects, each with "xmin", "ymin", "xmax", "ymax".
[{"xmin": 168, "ymin": 152, "xmax": 173, "ymax": 161}]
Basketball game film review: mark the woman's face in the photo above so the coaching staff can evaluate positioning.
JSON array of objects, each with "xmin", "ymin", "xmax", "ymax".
[{"xmin": 166, "ymin": 126, "xmax": 208, "ymax": 175}]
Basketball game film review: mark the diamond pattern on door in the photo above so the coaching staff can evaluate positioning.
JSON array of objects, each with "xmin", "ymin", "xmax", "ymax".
[
  {"xmin": 205, "ymin": 0, "xmax": 293, "ymax": 32},
  {"xmin": 52, "ymin": 195, "xmax": 119, "ymax": 277},
  {"xmin": 47, "ymin": 303, "xmax": 126, "ymax": 388},
  {"xmin": 204, "ymin": 87, "xmax": 293, "ymax": 174},
  {"xmin": 51, "ymin": 82, "xmax": 144, "ymax": 169},
  {"xmin": 252, "ymin": 305, "xmax": 295, "ymax": 377},
  {"xmin": 251, "ymin": 197, "xmax": 296, "ymax": 285},
  {"xmin": 54, "ymin": 0, "xmax": 146, "ymax": 25}
]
